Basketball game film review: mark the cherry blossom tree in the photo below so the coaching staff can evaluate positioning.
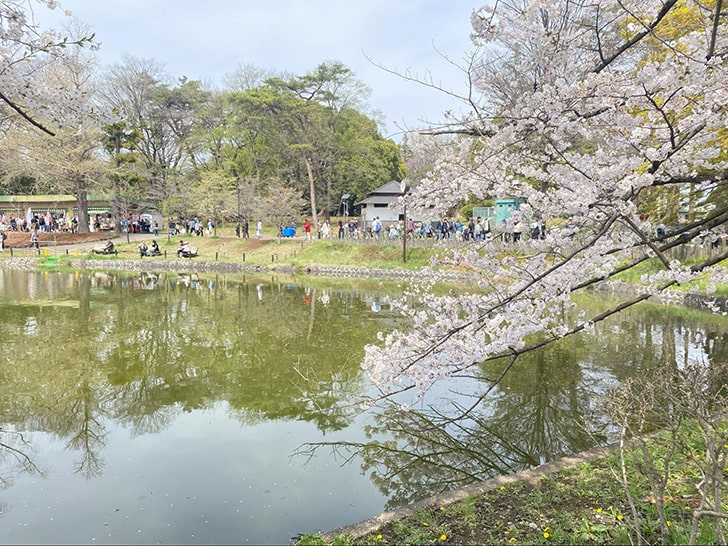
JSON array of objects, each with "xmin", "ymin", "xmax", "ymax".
[
  {"xmin": 363, "ymin": 0, "xmax": 728, "ymax": 402},
  {"xmin": 0, "ymin": 1, "xmax": 97, "ymax": 135},
  {"xmin": 0, "ymin": 13, "xmax": 103, "ymax": 232}
]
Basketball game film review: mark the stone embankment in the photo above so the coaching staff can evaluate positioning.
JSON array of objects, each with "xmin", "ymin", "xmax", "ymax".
[
  {"xmin": 1, "ymin": 257, "xmax": 725, "ymax": 313},
  {"xmin": 0, "ymin": 256, "xmax": 473, "ymax": 283}
]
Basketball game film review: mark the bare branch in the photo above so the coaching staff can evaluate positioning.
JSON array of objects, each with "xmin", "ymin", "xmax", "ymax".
[{"xmin": 594, "ymin": 0, "xmax": 681, "ymax": 73}]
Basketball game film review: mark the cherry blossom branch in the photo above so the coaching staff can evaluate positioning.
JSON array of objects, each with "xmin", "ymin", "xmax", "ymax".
[
  {"xmin": 0, "ymin": 91, "xmax": 55, "ymax": 135},
  {"xmin": 570, "ymin": 207, "xmax": 728, "ymax": 291},
  {"xmin": 594, "ymin": 0, "xmax": 681, "ymax": 73}
]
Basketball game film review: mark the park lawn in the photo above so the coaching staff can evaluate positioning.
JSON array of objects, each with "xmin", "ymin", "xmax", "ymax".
[
  {"xmin": 298, "ymin": 426, "xmax": 721, "ymax": 546},
  {"xmin": 112, "ymin": 235, "xmax": 445, "ymax": 270}
]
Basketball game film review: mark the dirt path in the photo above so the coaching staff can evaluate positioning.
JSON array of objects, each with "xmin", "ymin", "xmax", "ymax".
[{"xmin": 4, "ymin": 231, "xmax": 109, "ymax": 248}]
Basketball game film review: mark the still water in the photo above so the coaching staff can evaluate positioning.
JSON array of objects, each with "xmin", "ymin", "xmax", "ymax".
[{"xmin": 0, "ymin": 269, "xmax": 726, "ymax": 544}]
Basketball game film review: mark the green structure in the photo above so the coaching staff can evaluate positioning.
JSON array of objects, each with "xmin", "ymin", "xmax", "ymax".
[
  {"xmin": 495, "ymin": 197, "xmax": 524, "ymax": 227},
  {"xmin": 472, "ymin": 206, "xmax": 495, "ymax": 223}
]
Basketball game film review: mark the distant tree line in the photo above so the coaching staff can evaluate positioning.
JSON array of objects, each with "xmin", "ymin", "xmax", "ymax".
[{"xmin": 0, "ymin": 7, "xmax": 407, "ymax": 234}]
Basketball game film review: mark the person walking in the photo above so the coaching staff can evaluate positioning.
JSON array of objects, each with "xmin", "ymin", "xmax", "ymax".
[{"xmin": 256, "ymin": 220, "xmax": 263, "ymax": 239}]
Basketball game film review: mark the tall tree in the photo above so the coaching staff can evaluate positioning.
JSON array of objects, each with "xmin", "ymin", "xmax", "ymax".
[
  {"xmin": 269, "ymin": 62, "xmax": 377, "ymax": 222},
  {"xmin": 100, "ymin": 121, "xmax": 143, "ymax": 234},
  {"xmin": 222, "ymin": 63, "xmax": 279, "ymax": 92},
  {"xmin": 97, "ymin": 58, "xmax": 212, "ymax": 219},
  {"xmin": 364, "ymin": 0, "xmax": 728, "ymax": 402},
  {"xmin": 197, "ymin": 64, "xmax": 406, "ymax": 226},
  {"xmin": 330, "ymin": 109, "xmax": 406, "ymax": 202}
]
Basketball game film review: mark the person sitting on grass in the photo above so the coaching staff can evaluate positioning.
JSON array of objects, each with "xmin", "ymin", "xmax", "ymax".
[{"xmin": 177, "ymin": 240, "xmax": 189, "ymax": 258}]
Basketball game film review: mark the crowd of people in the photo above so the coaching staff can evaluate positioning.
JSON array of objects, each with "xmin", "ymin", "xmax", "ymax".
[
  {"xmin": 167, "ymin": 218, "xmax": 215, "ymax": 237},
  {"xmin": 0, "ymin": 211, "xmax": 164, "ymax": 236},
  {"xmin": 118, "ymin": 214, "xmax": 158, "ymax": 235},
  {"xmin": 0, "ymin": 211, "xmax": 78, "ymax": 233},
  {"xmin": 0, "ymin": 209, "xmax": 546, "ymax": 248},
  {"xmin": 270, "ymin": 215, "xmax": 543, "ymax": 242},
  {"xmin": 356, "ymin": 214, "xmax": 550, "ymax": 243}
]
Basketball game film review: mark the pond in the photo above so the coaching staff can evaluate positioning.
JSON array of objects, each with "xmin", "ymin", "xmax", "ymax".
[{"xmin": 0, "ymin": 269, "xmax": 726, "ymax": 544}]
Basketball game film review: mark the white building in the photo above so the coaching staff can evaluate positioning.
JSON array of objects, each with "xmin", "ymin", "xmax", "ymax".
[{"xmin": 355, "ymin": 181, "xmax": 405, "ymax": 230}]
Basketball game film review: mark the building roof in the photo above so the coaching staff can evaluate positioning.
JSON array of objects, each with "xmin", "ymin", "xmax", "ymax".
[
  {"xmin": 356, "ymin": 194, "xmax": 399, "ymax": 206},
  {"xmin": 354, "ymin": 181, "xmax": 403, "ymax": 206}
]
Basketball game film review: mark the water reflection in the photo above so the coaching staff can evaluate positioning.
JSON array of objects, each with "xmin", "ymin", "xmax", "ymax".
[
  {"xmin": 0, "ymin": 269, "xmax": 726, "ymax": 542},
  {"xmin": 300, "ymin": 298, "xmax": 728, "ymax": 510},
  {"xmin": 0, "ymin": 270, "xmax": 399, "ymax": 485}
]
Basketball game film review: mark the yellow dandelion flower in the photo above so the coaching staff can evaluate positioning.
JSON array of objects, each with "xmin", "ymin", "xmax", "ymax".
[
  {"xmin": 376, "ymin": 534, "xmax": 383, "ymax": 540},
  {"xmin": 509, "ymin": 538, "xmax": 516, "ymax": 544},
  {"xmin": 617, "ymin": 514, "xmax": 624, "ymax": 521},
  {"xmin": 440, "ymin": 534, "xmax": 447, "ymax": 541},
  {"xmin": 543, "ymin": 531, "xmax": 550, "ymax": 539},
  {"xmin": 596, "ymin": 508, "xmax": 602, "ymax": 514},
  {"xmin": 422, "ymin": 521, "xmax": 429, "ymax": 527},
  {"xmin": 439, "ymin": 506, "xmax": 445, "ymax": 511},
  {"xmin": 499, "ymin": 486, "xmax": 505, "ymax": 491},
  {"xmin": 667, "ymin": 521, "xmax": 671, "ymax": 527}
]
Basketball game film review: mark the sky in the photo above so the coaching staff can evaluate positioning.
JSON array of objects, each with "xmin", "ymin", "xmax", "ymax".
[{"xmin": 40, "ymin": 0, "xmax": 483, "ymax": 141}]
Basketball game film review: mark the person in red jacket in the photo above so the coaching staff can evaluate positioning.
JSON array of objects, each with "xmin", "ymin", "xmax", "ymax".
[{"xmin": 303, "ymin": 219, "xmax": 312, "ymax": 241}]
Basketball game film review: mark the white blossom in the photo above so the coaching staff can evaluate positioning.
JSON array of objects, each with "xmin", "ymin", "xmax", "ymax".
[{"xmin": 363, "ymin": 0, "xmax": 728, "ymax": 399}]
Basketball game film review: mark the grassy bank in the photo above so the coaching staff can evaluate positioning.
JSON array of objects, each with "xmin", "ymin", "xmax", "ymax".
[
  {"xmin": 123, "ymin": 235, "xmax": 441, "ymax": 269},
  {"xmin": 5, "ymin": 234, "xmax": 440, "ymax": 270},
  {"xmin": 297, "ymin": 424, "xmax": 726, "ymax": 545}
]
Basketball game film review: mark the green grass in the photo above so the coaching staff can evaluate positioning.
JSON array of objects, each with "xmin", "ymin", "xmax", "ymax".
[
  {"xmin": 297, "ymin": 428, "xmax": 723, "ymax": 545},
  {"xmin": 113, "ymin": 236, "xmax": 426, "ymax": 267},
  {"xmin": 612, "ymin": 256, "xmax": 728, "ymax": 296}
]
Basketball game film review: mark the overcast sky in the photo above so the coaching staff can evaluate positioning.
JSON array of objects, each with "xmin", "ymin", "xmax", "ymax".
[{"xmin": 42, "ymin": 0, "xmax": 482, "ymax": 141}]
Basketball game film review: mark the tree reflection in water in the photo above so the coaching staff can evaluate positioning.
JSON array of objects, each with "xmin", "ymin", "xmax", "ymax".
[
  {"xmin": 0, "ymin": 429, "xmax": 45, "ymax": 490},
  {"xmin": 0, "ymin": 269, "xmax": 400, "ymax": 487},
  {"xmin": 297, "ymin": 301, "xmax": 728, "ymax": 510},
  {"xmin": 0, "ymin": 268, "xmax": 726, "ymax": 515},
  {"xmin": 297, "ymin": 346, "xmax": 607, "ymax": 510}
]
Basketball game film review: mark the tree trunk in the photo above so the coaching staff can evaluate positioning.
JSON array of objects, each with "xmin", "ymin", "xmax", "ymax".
[
  {"xmin": 113, "ymin": 188, "xmax": 124, "ymax": 236},
  {"xmin": 303, "ymin": 155, "xmax": 318, "ymax": 228},
  {"xmin": 75, "ymin": 177, "xmax": 90, "ymax": 234},
  {"xmin": 324, "ymin": 174, "xmax": 332, "ymax": 222}
]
